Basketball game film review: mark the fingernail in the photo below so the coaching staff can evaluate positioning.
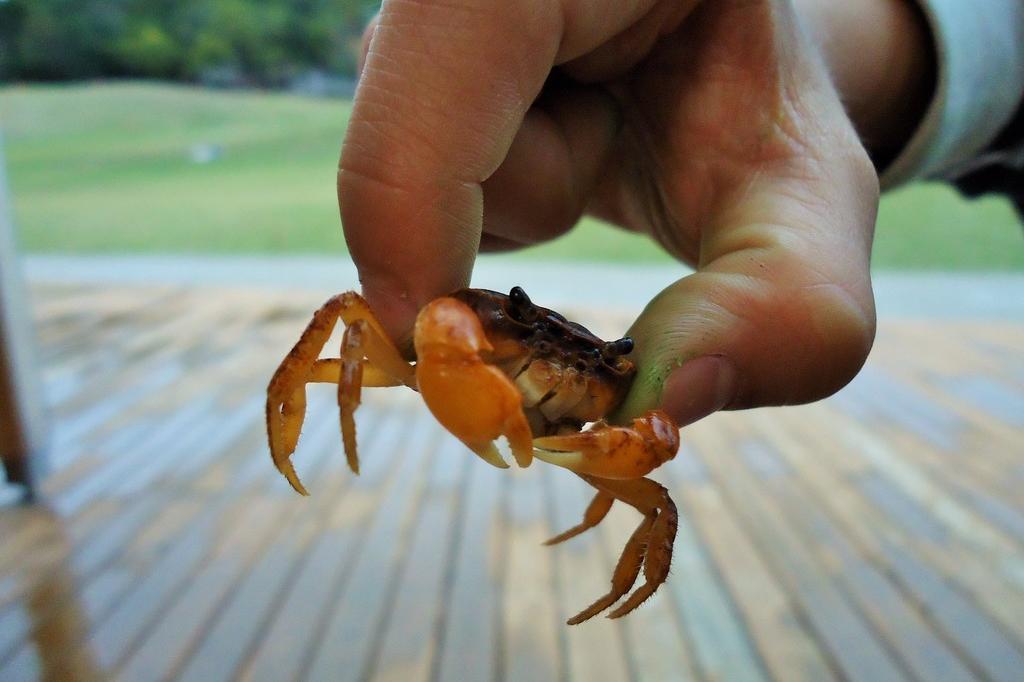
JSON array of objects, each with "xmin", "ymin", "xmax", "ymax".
[{"xmin": 660, "ymin": 356, "xmax": 737, "ymax": 427}]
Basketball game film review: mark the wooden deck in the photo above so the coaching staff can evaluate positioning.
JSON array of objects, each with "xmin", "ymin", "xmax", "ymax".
[{"xmin": 2, "ymin": 282, "xmax": 1023, "ymax": 682}]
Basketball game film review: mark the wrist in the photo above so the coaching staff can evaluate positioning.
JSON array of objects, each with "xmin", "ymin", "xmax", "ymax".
[{"xmin": 795, "ymin": 0, "xmax": 936, "ymax": 167}]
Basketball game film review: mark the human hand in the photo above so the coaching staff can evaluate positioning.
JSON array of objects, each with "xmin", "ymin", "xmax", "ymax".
[{"xmin": 339, "ymin": 0, "xmax": 932, "ymax": 424}]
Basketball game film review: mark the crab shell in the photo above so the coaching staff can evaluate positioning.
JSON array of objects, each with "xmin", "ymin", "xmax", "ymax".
[{"xmin": 448, "ymin": 287, "xmax": 637, "ymax": 436}]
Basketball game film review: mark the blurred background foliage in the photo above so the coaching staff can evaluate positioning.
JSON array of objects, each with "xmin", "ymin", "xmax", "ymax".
[
  {"xmin": 0, "ymin": 2, "xmax": 1020, "ymax": 268},
  {"xmin": 0, "ymin": 0, "xmax": 375, "ymax": 84},
  {"xmin": 2, "ymin": 82, "xmax": 1022, "ymax": 269}
]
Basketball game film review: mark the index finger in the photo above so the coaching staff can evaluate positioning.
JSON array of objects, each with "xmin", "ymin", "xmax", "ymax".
[{"xmin": 338, "ymin": 0, "xmax": 665, "ymax": 340}]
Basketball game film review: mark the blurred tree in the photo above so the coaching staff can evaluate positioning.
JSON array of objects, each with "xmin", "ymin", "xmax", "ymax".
[
  {"xmin": 0, "ymin": 0, "xmax": 379, "ymax": 84},
  {"xmin": 112, "ymin": 21, "xmax": 180, "ymax": 77},
  {"xmin": 1, "ymin": 0, "xmax": 128, "ymax": 80}
]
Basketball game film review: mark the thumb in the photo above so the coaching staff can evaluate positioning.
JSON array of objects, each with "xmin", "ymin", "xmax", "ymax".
[{"xmin": 617, "ymin": 158, "xmax": 880, "ymax": 426}]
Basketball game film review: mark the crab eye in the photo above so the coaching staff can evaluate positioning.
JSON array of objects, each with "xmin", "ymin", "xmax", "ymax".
[
  {"xmin": 602, "ymin": 337, "xmax": 634, "ymax": 358},
  {"xmin": 508, "ymin": 286, "xmax": 538, "ymax": 322},
  {"xmin": 509, "ymin": 286, "xmax": 528, "ymax": 304}
]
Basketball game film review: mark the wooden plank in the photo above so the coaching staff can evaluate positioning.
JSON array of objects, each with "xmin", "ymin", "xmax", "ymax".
[
  {"xmin": 369, "ymin": 438, "xmax": 468, "ymax": 682},
  {"xmin": 1, "ymin": 543, "xmax": 134, "ymax": 681},
  {"xmin": 52, "ymin": 439, "xmax": 274, "ymax": 675},
  {"xmin": 193, "ymin": 405, "xmax": 410, "ymax": 682},
  {"xmin": 0, "ymin": 387, "xmax": 266, "ymax": 631},
  {"xmin": 880, "ymin": 538, "xmax": 1023, "ymax": 682},
  {"xmin": 830, "ymin": 366, "xmax": 964, "ymax": 452},
  {"xmin": 43, "ymin": 341, "xmax": 268, "ymax": 503},
  {"xmin": 2, "ymin": 284, "xmax": 1021, "ymax": 682},
  {"xmin": 845, "ymin": 402, "xmax": 1024, "ymax": 550},
  {"xmin": 542, "ymin": 466, "xmax": 635, "ymax": 682},
  {"xmin": 856, "ymin": 470, "xmax": 949, "ymax": 543},
  {"xmin": 939, "ymin": 474, "xmax": 1024, "ymax": 545},
  {"xmin": 110, "ymin": 394, "xmax": 262, "ymax": 497},
  {"xmin": 765, "ymin": 407, "xmax": 1024, "ymax": 682},
  {"xmin": 0, "ymin": 395, "xmax": 283, "ymax": 678},
  {"xmin": 613, "ymin": 560, "xmax": 698, "ymax": 682},
  {"xmin": 838, "ymin": 413, "xmax": 1021, "ymax": 555},
  {"xmin": 51, "ymin": 397, "xmax": 217, "ymax": 516},
  {"xmin": 937, "ymin": 375, "xmax": 1024, "ymax": 428},
  {"xmin": 501, "ymin": 465, "xmax": 562, "ymax": 682},
  {"xmin": 734, "ymin": 416, "xmax": 978, "ymax": 682},
  {"xmin": 39, "ymin": 300, "xmax": 262, "ymax": 478},
  {"xmin": 115, "ymin": 412, "xmax": 341, "ymax": 680},
  {"xmin": 868, "ymin": 328, "xmax": 1024, "ymax": 482},
  {"xmin": 0, "ymin": 502, "xmax": 112, "ymax": 612},
  {"xmin": 688, "ymin": 418, "xmax": 910, "ymax": 682},
  {"xmin": 662, "ymin": 486, "xmax": 769, "ymax": 682},
  {"xmin": 172, "ymin": 403, "xmax": 385, "ymax": 679},
  {"xmin": 433, "ymin": 448, "xmax": 506, "ymax": 682},
  {"xmin": 116, "ymin": 499, "xmax": 281, "ymax": 678},
  {"xmin": 668, "ymin": 447, "xmax": 837, "ymax": 682},
  {"xmin": 301, "ymin": 408, "xmax": 438, "ymax": 682},
  {"xmin": 839, "ymin": 420, "xmax": 1024, "ymax": 624}
]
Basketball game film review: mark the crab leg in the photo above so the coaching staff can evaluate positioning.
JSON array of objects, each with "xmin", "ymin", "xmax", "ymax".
[
  {"xmin": 266, "ymin": 292, "xmax": 414, "ymax": 494},
  {"xmin": 414, "ymin": 297, "xmax": 534, "ymax": 469},
  {"xmin": 334, "ymin": 316, "xmax": 422, "ymax": 474},
  {"xmin": 532, "ymin": 410, "xmax": 679, "ymax": 479},
  {"xmin": 543, "ymin": 491, "xmax": 614, "ymax": 546},
  {"xmin": 280, "ymin": 387, "xmax": 307, "ymax": 456},
  {"xmin": 339, "ymin": 321, "xmax": 367, "ymax": 475},
  {"xmin": 565, "ymin": 475, "xmax": 678, "ymax": 624},
  {"xmin": 307, "ymin": 359, "xmax": 398, "ymax": 387},
  {"xmin": 568, "ymin": 514, "xmax": 653, "ymax": 625}
]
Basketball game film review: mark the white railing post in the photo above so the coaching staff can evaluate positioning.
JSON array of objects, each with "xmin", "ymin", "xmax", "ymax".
[{"xmin": 0, "ymin": 131, "xmax": 49, "ymax": 492}]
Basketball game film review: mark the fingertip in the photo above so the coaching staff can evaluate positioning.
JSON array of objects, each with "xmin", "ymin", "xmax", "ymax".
[
  {"xmin": 359, "ymin": 278, "xmax": 426, "ymax": 352},
  {"xmin": 337, "ymin": 166, "xmax": 478, "ymax": 348}
]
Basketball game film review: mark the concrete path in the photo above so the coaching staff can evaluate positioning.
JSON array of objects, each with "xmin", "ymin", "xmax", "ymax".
[{"xmin": 22, "ymin": 254, "xmax": 1024, "ymax": 320}]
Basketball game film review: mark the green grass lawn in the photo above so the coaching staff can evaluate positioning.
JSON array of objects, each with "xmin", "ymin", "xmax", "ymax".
[{"xmin": 2, "ymin": 81, "xmax": 1021, "ymax": 269}]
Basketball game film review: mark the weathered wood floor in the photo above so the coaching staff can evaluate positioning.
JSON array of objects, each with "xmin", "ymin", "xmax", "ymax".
[{"xmin": 2, "ymin": 283, "xmax": 1023, "ymax": 682}]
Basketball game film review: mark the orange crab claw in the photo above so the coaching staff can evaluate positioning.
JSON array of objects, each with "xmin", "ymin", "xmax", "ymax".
[
  {"xmin": 414, "ymin": 297, "xmax": 534, "ymax": 469},
  {"xmin": 532, "ymin": 410, "xmax": 679, "ymax": 479}
]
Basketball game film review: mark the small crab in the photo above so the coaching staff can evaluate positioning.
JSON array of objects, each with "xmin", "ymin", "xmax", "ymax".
[{"xmin": 266, "ymin": 286, "xmax": 680, "ymax": 624}]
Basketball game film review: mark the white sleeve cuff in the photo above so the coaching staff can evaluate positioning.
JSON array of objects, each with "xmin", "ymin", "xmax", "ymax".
[{"xmin": 880, "ymin": 0, "xmax": 1024, "ymax": 189}]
